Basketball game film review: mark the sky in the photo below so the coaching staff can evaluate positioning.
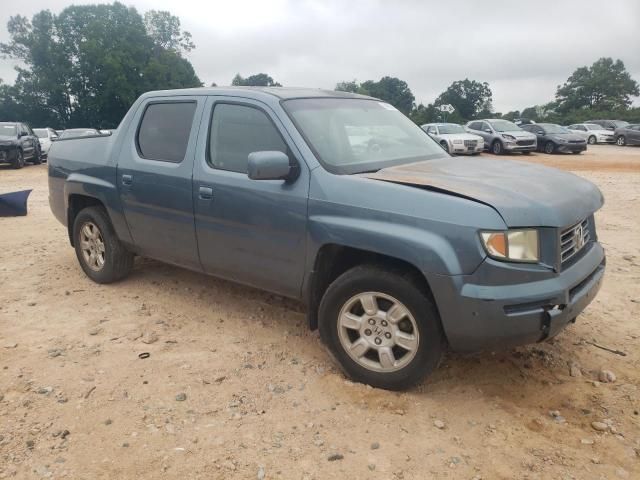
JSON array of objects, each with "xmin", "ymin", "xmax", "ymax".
[{"xmin": 1, "ymin": 0, "xmax": 639, "ymax": 112}]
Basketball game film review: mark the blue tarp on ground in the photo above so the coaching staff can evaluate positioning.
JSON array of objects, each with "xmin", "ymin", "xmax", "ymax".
[{"xmin": 0, "ymin": 189, "xmax": 32, "ymax": 217}]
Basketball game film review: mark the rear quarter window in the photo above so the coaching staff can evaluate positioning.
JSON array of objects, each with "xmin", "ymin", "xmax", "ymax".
[{"xmin": 137, "ymin": 102, "xmax": 197, "ymax": 163}]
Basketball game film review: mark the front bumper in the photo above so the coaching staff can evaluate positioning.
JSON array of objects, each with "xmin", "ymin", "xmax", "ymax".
[
  {"xmin": 0, "ymin": 146, "xmax": 17, "ymax": 164},
  {"xmin": 504, "ymin": 141, "xmax": 536, "ymax": 152},
  {"xmin": 450, "ymin": 142, "xmax": 484, "ymax": 155},
  {"xmin": 557, "ymin": 143, "xmax": 587, "ymax": 153},
  {"xmin": 430, "ymin": 242, "xmax": 605, "ymax": 352}
]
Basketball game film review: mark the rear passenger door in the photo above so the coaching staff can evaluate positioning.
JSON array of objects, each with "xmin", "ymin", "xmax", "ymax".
[
  {"xmin": 116, "ymin": 96, "xmax": 205, "ymax": 270},
  {"xmin": 192, "ymin": 97, "xmax": 309, "ymax": 298}
]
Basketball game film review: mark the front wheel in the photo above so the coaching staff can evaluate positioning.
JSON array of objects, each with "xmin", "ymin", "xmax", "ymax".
[
  {"xmin": 31, "ymin": 148, "xmax": 42, "ymax": 165},
  {"xmin": 319, "ymin": 265, "xmax": 445, "ymax": 390},
  {"xmin": 491, "ymin": 140, "xmax": 503, "ymax": 155},
  {"xmin": 12, "ymin": 149, "xmax": 25, "ymax": 169},
  {"xmin": 73, "ymin": 206, "xmax": 134, "ymax": 283},
  {"xmin": 544, "ymin": 141, "xmax": 555, "ymax": 154},
  {"xmin": 588, "ymin": 135, "xmax": 597, "ymax": 145},
  {"xmin": 616, "ymin": 135, "xmax": 626, "ymax": 146}
]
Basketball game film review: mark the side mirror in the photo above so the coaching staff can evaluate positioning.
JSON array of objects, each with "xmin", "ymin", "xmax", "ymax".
[
  {"xmin": 248, "ymin": 151, "xmax": 293, "ymax": 181},
  {"xmin": 484, "ymin": 128, "xmax": 492, "ymax": 133}
]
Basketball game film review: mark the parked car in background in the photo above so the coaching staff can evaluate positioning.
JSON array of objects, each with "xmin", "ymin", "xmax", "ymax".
[
  {"xmin": 585, "ymin": 119, "xmax": 630, "ymax": 131},
  {"xmin": 58, "ymin": 128, "xmax": 100, "ymax": 139},
  {"xmin": 613, "ymin": 124, "xmax": 640, "ymax": 146},
  {"xmin": 466, "ymin": 119, "xmax": 537, "ymax": 155},
  {"xmin": 0, "ymin": 122, "xmax": 42, "ymax": 168},
  {"xmin": 33, "ymin": 127, "xmax": 59, "ymax": 159},
  {"xmin": 48, "ymin": 87, "xmax": 606, "ymax": 390},
  {"xmin": 520, "ymin": 123, "xmax": 587, "ymax": 154},
  {"xmin": 566, "ymin": 123, "xmax": 615, "ymax": 145},
  {"xmin": 421, "ymin": 123, "xmax": 484, "ymax": 155}
]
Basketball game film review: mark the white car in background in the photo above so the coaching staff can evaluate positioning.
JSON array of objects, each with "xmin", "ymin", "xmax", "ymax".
[
  {"xmin": 566, "ymin": 123, "xmax": 615, "ymax": 145},
  {"xmin": 33, "ymin": 127, "xmax": 59, "ymax": 159},
  {"xmin": 421, "ymin": 123, "xmax": 484, "ymax": 155}
]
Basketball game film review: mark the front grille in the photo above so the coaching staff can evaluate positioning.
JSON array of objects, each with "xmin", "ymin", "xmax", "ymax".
[
  {"xmin": 516, "ymin": 140, "xmax": 535, "ymax": 146},
  {"xmin": 464, "ymin": 140, "xmax": 477, "ymax": 147},
  {"xmin": 560, "ymin": 218, "xmax": 590, "ymax": 264},
  {"xmin": 569, "ymin": 140, "xmax": 585, "ymax": 144}
]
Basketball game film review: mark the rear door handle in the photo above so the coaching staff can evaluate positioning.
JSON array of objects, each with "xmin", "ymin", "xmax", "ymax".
[
  {"xmin": 198, "ymin": 186, "xmax": 213, "ymax": 200},
  {"xmin": 122, "ymin": 174, "xmax": 133, "ymax": 186}
]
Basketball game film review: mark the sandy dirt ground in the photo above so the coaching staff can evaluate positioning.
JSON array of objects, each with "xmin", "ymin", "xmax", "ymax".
[{"xmin": 0, "ymin": 145, "xmax": 639, "ymax": 479}]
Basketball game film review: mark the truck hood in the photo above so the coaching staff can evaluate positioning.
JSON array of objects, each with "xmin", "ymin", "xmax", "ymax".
[{"xmin": 361, "ymin": 157, "xmax": 603, "ymax": 227}]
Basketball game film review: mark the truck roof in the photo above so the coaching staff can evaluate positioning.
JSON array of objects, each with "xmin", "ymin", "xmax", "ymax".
[{"xmin": 140, "ymin": 86, "xmax": 374, "ymax": 102}]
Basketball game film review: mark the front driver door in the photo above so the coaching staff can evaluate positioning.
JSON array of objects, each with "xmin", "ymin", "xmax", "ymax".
[{"xmin": 193, "ymin": 97, "xmax": 309, "ymax": 298}]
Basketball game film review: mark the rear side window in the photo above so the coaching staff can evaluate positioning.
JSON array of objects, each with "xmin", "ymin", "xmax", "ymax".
[
  {"xmin": 208, "ymin": 103, "xmax": 287, "ymax": 173},
  {"xmin": 137, "ymin": 102, "xmax": 196, "ymax": 163}
]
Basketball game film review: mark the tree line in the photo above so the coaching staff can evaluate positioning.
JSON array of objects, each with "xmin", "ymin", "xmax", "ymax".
[{"xmin": 0, "ymin": 2, "xmax": 638, "ymax": 129}]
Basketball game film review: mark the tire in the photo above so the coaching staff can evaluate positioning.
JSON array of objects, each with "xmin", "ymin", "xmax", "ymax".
[
  {"xmin": 72, "ymin": 206, "xmax": 134, "ymax": 284},
  {"xmin": 491, "ymin": 140, "xmax": 503, "ymax": 155},
  {"xmin": 544, "ymin": 141, "xmax": 555, "ymax": 154},
  {"xmin": 440, "ymin": 141, "xmax": 449, "ymax": 154},
  {"xmin": 12, "ymin": 149, "xmax": 25, "ymax": 169},
  {"xmin": 318, "ymin": 265, "xmax": 445, "ymax": 390},
  {"xmin": 616, "ymin": 135, "xmax": 626, "ymax": 146},
  {"xmin": 587, "ymin": 135, "xmax": 597, "ymax": 145},
  {"xmin": 31, "ymin": 149, "xmax": 42, "ymax": 165}
]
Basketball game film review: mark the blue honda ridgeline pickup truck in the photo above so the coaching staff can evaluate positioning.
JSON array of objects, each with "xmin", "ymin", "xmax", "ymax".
[{"xmin": 48, "ymin": 87, "xmax": 606, "ymax": 390}]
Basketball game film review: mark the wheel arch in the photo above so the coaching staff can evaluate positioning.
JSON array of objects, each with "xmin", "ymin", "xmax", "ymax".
[{"xmin": 305, "ymin": 244, "xmax": 443, "ymax": 336}]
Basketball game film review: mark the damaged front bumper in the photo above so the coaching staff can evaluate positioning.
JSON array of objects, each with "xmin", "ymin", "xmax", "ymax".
[{"xmin": 429, "ymin": 242, "xmax": 605, "ymax": 352}]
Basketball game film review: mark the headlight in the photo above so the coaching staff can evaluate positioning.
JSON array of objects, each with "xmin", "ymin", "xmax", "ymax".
[
  {"xmin": 480, "ymin": 229, "xmax": 539, "ymax": 262},
  {"xmin": 502, "ymin": 134, "xmax": 516, "ymax": 141},
  {"xmin": 452, "ymin": 139, "xmax": 463, "ymax": 144}
]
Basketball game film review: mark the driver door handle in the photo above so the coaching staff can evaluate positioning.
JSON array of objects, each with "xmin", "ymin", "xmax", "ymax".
[{"xmin": 199, "ymin": 186, "xmax": 213, "ymax": 200}]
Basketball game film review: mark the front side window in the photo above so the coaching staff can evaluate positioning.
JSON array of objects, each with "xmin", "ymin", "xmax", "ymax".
[
  {"xmin": 283, "ymin": 98, "xmax": 444, "ymax": 174},
  {"xmin": 208, "ymin": 103, "xmax": 287, "ymax": 174},
  {"xmin": 137, "ymin": 102, "xmax": 196, "ymax": 162}
]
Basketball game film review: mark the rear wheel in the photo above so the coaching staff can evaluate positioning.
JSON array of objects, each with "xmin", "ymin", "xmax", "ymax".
[
  {"xmin": 587, "ymin": 135, "xmax": 597, "ymax": 145},
  {"xmin": 12, "ymin": 149, "xmax": 25, "ymax": 169},
  {"xmin": 616, "ymin": 135, "xmax": 626, "ymax": 146},
  {"xmin": 73, "ymin": 206, "xmax": 133, "ymax": 283},
  {"xmin": 491, "ymin": 140, "xmax": 503, "ymax": 155},
  {"xmin": 544, "ymin": 141, "xmax": 555, "ymax": 154},
  {"xmin": 319, "ymin": 265, "xmax": 445, "ymax": 390}
]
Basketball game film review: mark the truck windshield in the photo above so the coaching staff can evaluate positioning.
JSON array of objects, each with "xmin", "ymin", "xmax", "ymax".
[{"xmin": 282, "ymin": 98, "xmax": 445, "ymax": 174}]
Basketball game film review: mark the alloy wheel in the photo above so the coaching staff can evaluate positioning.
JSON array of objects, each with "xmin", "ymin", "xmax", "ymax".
[
  {"xmin": 79, "ymin": 222, "xmax": 106, "ymax": 271},
  {"xmin": 337, "ymin": 292, "xmax": 419, "ymax": 373}
]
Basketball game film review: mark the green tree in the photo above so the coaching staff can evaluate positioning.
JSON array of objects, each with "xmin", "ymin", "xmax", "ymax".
[
  {"xmin": 555, "ymin": 58, "xmax": 639, "ymax": 113},
  {"xmin": 0, "ymin": 2, "xmax": 201, "ymax": 128},
  {"xmin": 359, "ymin": 77, "xmax": 415, "ymax": 115},
  {"xmin": 232, "ymin": 73, "xmax": 282, "ymax": 87},
  {"xmin": 335, "ymin": 77, "xmax": 415, "ymax": 115},
  {"xmin": 335, "ymin": 80, "xmax": 360, "ymax": 93},
  {"xmin": 144, "ymin": 10, "xmax": 195, "ymax": 54},
  {"xmin": 434, "ymin": 79, "xmax": 492, "ymax": 121}
]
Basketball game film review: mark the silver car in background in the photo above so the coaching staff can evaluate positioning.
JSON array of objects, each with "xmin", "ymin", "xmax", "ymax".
[
  {"xmin": 466, "ymin": 119, "xmax": 537, "ymax": 155},
  {"xmin": 421, "ymin": 123, "xmax": 484, "ymax": 155},
  {"xmin": 566, "ymin": 123, "xmax": 615, "ymax": 145}
]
